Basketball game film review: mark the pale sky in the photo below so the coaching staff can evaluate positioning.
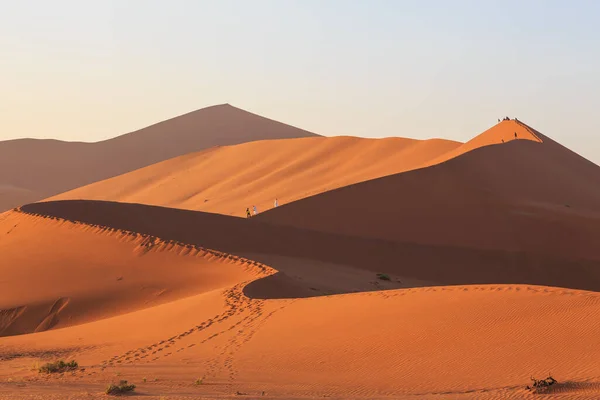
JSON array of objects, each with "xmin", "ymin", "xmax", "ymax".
[{"xmin": 2, "ymin": 0, "xmax": 600, "ymax": 162}]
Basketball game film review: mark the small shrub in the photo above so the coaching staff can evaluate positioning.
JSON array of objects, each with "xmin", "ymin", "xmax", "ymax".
[
  {"xmin": 142, "ymin": 377, "xmax": 147, "ymax": 383},
  {"xmin": 527, "ymin": 375, "xmax": 557, "ymax": 393},
  {"xmin": 376, "ymin": 273, "xmax": 391, "ymax": 281},
  {"xmin": 195, "ymin": 377, "xmax": 203, "ymax": 385},
  {"xmin": 105, "ymin": 380, "xmax": 136, "ymax": 395},
  {"xmin": 38, "ymin": 360, "xmax": 78, "ymax": 374}
]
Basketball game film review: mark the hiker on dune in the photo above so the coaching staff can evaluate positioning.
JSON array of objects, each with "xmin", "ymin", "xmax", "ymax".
[
  {"xmin": 246, "ymin": 208, "xmax": 251, "ymax": 218},
  {"xmin": 274, "ymin": 198, "xmax": 278, "ymax": 208},
  {"xmin": 253, "ymin": 205, "xmax": 258, "ymax": 216}
]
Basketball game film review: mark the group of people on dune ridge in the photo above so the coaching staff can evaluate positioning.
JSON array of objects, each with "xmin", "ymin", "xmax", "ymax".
[{"xmin": 246, "ymin": 198, "xmax": 278, "ymax": 218}]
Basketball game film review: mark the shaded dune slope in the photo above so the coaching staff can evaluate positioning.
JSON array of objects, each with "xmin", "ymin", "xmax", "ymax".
[
  {"xmin": 16, "ymin": 200, "xmax": 600, "ymax": 295},
  {"xmin": 259, "ymin": 120, "xmax": 600, "ymax": 260},
  {"xmin": 0, "ymin": 104, "xmax": 318, "ymax": 212},
  {"xmin": 49, "ymin": 136, "xmax": 461, "ymax": 216}
]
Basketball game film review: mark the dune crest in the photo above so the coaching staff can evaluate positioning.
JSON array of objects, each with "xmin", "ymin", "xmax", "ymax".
[
  {"xmin": 425, "ymin": 119, "xmax": 543, "ymax": 166},
  {"xmin": 0, "ymin": 208, "xmax": 274, "ymax": 336}
]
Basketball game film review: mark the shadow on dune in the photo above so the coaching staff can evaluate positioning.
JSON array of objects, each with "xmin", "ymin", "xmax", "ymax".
[{"xmin": 20, "ymin": 199, "xmax": 600, "ymax": 297}]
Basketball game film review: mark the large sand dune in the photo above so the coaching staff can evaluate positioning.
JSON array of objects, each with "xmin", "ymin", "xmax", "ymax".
[
  {"xmin": 259, "ymin": 120, "xmax": 600, "ymax": 258},
  {"xmin": 1, "ymin": 205, "xmax": 600, "ymax": 399},
  {"xmin": 2, "ymin": 119, "xmax": 600, "ymax": 398},
  {"xmin": 50, "ymin": 135, "xmax": 461, "ymax": 216},
  {"xmin": 0, "ymin": 104, "xmax": 317, "ymax": 212},
  {"xmin": 0, "ymin": 209, "xmax": 271, "ymax": 337},
  {"xmin": 13, "ymin": 199, "xmax": 600, "ymax": 293}
]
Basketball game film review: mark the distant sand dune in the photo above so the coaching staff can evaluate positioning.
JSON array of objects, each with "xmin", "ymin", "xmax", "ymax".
[{"xmin": 0, "ymin": 104, "xmax": 318, "ymax": 212}]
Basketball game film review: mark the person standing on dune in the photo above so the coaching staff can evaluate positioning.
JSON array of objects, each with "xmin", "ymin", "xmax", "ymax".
[
  {"xmin": 274, "ymin": 198, "xmax": 278, "ymax": 208},
  {"xmin": 253, "ymin": 205, "xmax": 258, "ymax": 216},
  {"xmin": 246, "ymin": 208, "xmax": 251, "ymax": 218}
]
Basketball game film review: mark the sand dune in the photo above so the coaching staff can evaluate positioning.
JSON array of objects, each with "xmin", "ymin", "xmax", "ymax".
[
  {"xmin": 13, "ymin": 199, "xmax": 600, "ymax": 294},
  {"xmin": 259, "ymin": 120, "xmax": 600, "ymax": 259},
  {"xmin": 0, "ymin": 209, "xmax": 272, "ymax": 336},
  {"xmin": 49, "ymin": 135, "xmax": 461, "ymax": 216},
  {"xmin": 1, "ymin": 207, "xmax": 600, "ymax": 398},
  {"xmin": 0, "ymin": 104, "xmax": 317, "ymax": 212},
  {"xmin": 47, "ymin": 120, "xmax": 549, "ymax": 219},
  {"xmin": 2, "ymin": 119, "xmax": 600, "ymax": 398}
]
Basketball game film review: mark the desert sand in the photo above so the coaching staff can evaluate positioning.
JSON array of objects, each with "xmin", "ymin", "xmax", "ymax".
[
  {"xmin": 0, "ymin": 104, "xmax": 318, "ymax": 212},
  {"xmin": 50, "ymin": 135, "xmax": 461, "ymax": 216},
  {"xmin": 1, "ymin": 119, "xmax": 600, "ymax": 399}
]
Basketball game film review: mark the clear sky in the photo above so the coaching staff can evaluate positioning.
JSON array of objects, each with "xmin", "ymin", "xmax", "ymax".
[{"xmin": 2, "ymin": 0, "xmax": 600, "ymax": 162}]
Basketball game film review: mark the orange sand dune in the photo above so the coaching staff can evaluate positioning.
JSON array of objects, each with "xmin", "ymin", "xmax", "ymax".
[
  {"xmin": 0, "ymin": 210, "xmax": 271, "ymax": 336},
  {"xmin": 3, "ymin": 120, "xmax": 600, "ymax": 398},
  {"xmin": 1, "ymin": 206, "xmax": 600, "ymax": 398},
  {"xmin": 424, "ymin": 118, "xmax": 542, "ymax": 166},
  {"xmin": 259, "ymin": 120, "xmax": 600, "ymax": 259},
  {"xmin": 14, "ymin": 199, "xmax": 600, "ymax": 294},
  {"xmin": 0, "ymin": 104, "xmax": 317, "ymax": 212},
  {"xmin": 49, "ymin": 135, "xmax": 461, "ymax": 216}
]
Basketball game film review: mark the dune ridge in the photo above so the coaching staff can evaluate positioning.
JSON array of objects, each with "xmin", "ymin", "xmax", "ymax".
[
  {"xmin": 0, "ymin": 208, "xmax": 274, "ymax": 336},
  {"xmin": 14, "ymin": 200, "xmax": 600, "ymax": 294}
]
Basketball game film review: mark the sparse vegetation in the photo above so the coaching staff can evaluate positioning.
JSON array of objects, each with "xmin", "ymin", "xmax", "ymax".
[
  {"xmin": 38, "ymin": 360, "xmax": 78, "ymax": 374},
  {"xmin": 105, "ymin": 380, "xmax": 136, "ymax": 395},
  {"xmin": 195, "ymin": 377, "xmax": 203, "ymax": 385},
  {"xmin": 527, "ymin": 375, "xmax": 557, "ymax": 393},
  {"xmin": 376, "ymin": 273, "xmax": 391, "ymax": 281}
]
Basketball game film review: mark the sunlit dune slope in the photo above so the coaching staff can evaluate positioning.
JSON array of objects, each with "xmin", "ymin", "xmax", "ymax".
[
  {"xmin": 0, "ymin": 209, "xmax": 271, "ymax": 336},
  {"xmin": 258, "ymin": 120, "xmax": 600, "ymax": 259},
  {"xmin": 0, "ymin": 104, "xmax": 317, "ymax": 212},
  {"xmin": 1, "ymin": 282, "xmax": 600, "ymax": 399},
  {"xmin": 16, "ymin": 200, "xmax": 600, "ymax": 295},
  {"xmin": 49, "ymin": 136, "xmax": 461, "ymax": 216}
]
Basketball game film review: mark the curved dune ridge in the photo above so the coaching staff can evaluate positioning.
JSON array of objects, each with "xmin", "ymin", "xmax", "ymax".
[
  {"xmin": 0, "ymin": 209, "xmax": 274, "ymax": 336},
  {"xmin": 49, "ymin": 135, "xmax": 462, "ymax": 216},
  {"xmin": 2, "ymin": 206, "xmax": 600, "ymax": 398},
  {"xmin": 0, "ymin": 104, "xmax": 318, "ymax": 212},
  {"xmin": 13, "ymin": 199, "xmax": 600, "ymax": 294}
]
